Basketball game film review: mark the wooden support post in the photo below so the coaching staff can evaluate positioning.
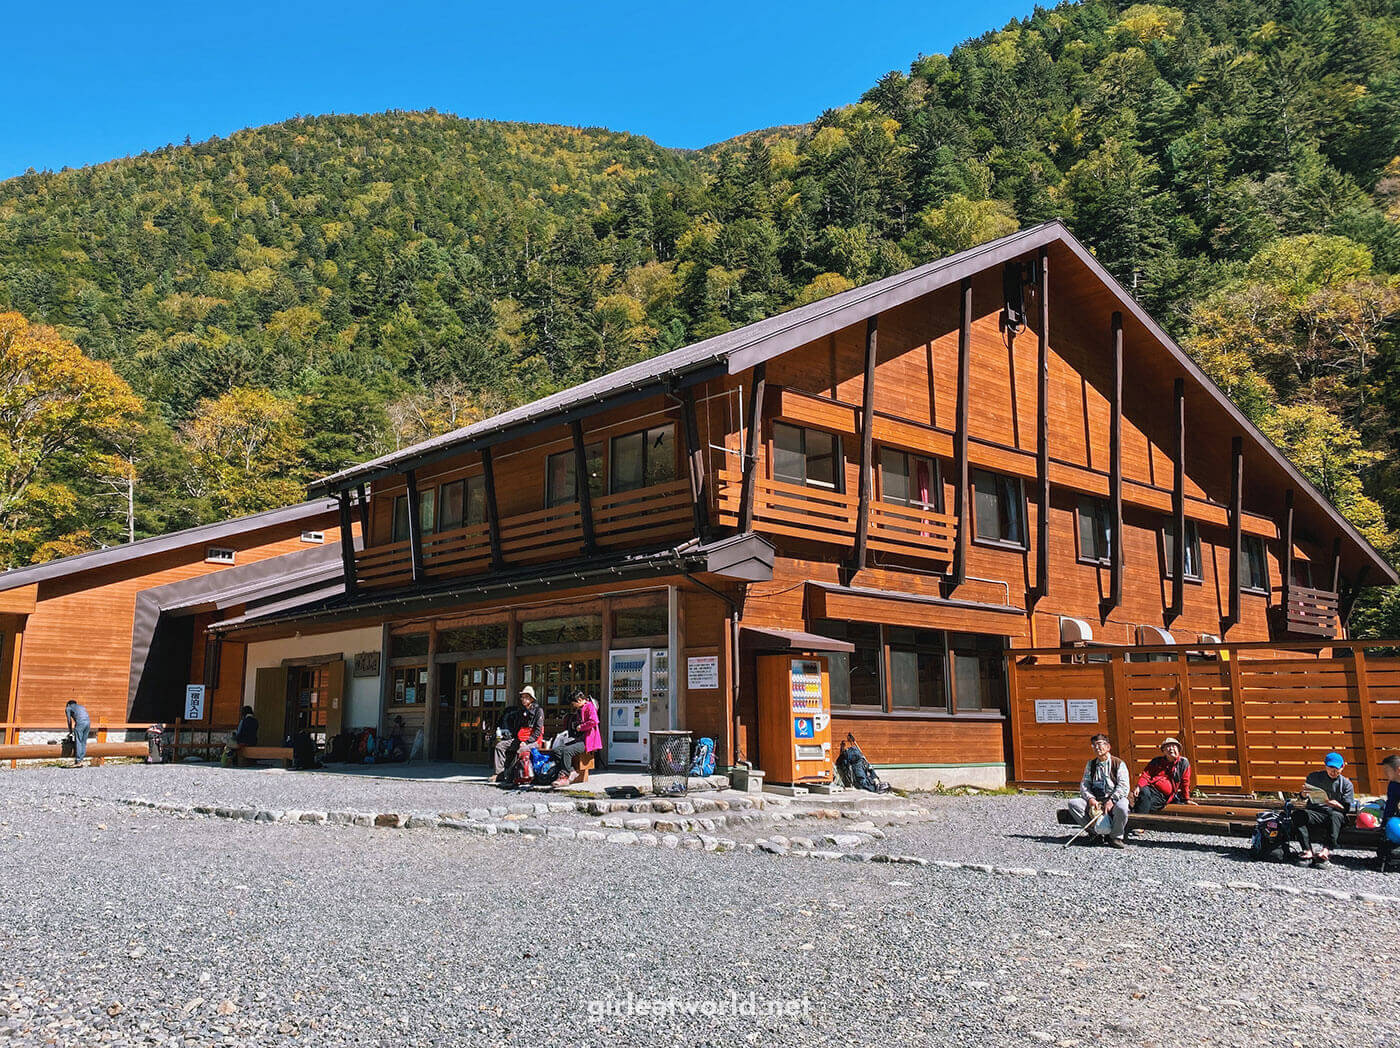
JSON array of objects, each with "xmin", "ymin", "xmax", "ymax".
[
  {"xmin": 1005, "ymin": 654, "xmax": 1024, "ymax": 784},
  {"xmin": 953, "ymin": 277, "xmax": 972, "ymax": 587},
  {"xmin": 95, "ymin": 720, "xmax": 107, "ymax": 767},
  {"xmin": 1033, "ymin": 247, "xmax": 1050, "ymax": 605},
  {"xmin": 680, "ymin": 387, "xmax": 711, "ymax": 541},
  {"xmin": 1227, "ymin": 437, "xmax": 1243, "ymax": 631},
  {"xmin": 405, "ymin": 469, "xmax": 424, "ymax": 584},
  {"xmin": 1107, "ymin": 311, "xmax": 1123, "ymax": 614},
  {"xmin": 571, "ymin": 419, "xmax": 597, "ymax": 554},
  {"xmin": 337, "ymin": 490, "xmax": 358, "ymax": 596},
  {"xmin": 738, "ymin": 362, "xmax": 767, "ymax": 533},
  {"xmin": 852, "ymin": 315, "xmax": 878, "ymax": 571},
  {"xmin": 1109, "ymin": 653, "xmax": 1132, "ymax": 765},
  {"xmin": 1174, "ymin": 653, "xmax": 1196, "ymax": 773},
  {"xmin": 355, "ymin": 483, "xmax": 369, "ymax": 542},
  {"xmin": 1282, "ymin": 489, "xmax": 1295, "ymax": 614},
  {"xmin": 599, "ymin": 599, "xmax": 611, "ymax": 767},
  {"xmin": 481, "ymin": 446, "xmax": 505, "ymax": 571},
  {"xmin": 1170, "ymin": 378, "xmax": 1185, "ymax": 623},
  {"xmin": 1226, "ymin": 653, "xmax": 1252, "ymax": 793},
  {"xmin": 1330, "ymin": 538, "xmax": 1342, "ymax": 594},
  {"xmin": 423, "ymin": 622, "xmax": 438, "ymax": 763},
  {"xmin": 1353, "ymin": 648, "xmax": 1379, "ymax": 793}
]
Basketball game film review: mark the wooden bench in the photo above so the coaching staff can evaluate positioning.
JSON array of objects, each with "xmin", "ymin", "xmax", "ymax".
[
  {"xmin": 576, "ymin": 752, "xmax": 595, "ymax": 783},
  {"xmin": 0, "ymin": 742, "xmax": 150, "ymax": 762},
  {"xmin": 1055, "ymin": 803, "xmax": 1383, "ymax": 850},
  {"xmin": 234, "ymin": 745, "xmax": 295, "ymax": 768}
]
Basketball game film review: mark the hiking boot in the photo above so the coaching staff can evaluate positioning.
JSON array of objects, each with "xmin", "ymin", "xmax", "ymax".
[
  {"xmin": 1312, "ymin": 856, "xmax": 1332, "ymax": 870},
  {"xmin": 1107, "ymin": 837, "xmax": 1126, "ymax": 850}
]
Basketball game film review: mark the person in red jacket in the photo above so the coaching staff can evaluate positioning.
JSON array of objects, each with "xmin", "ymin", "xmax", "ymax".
[{"xmin": 1131, "ymin": 737, "xmax": 1196, "ymax": 814}]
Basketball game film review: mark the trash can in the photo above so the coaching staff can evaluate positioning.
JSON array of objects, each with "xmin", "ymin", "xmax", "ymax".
[{"xmin": 650, "ymin": 730, "xmax": 693, "ymax": 797}]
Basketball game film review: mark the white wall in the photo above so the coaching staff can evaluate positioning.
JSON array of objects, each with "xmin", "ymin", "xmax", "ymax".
[{"xmin": 242, "ymin": 627, "xmax": 383, "ymax": 730}]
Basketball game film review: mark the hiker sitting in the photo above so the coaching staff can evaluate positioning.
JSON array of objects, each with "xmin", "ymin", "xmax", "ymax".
[
  {"xmin": 550, "ymin": 691, "xmax": 601, "ymax": 788},
  {"xmin": 234, "ymin": 706, "xmax": 259, "ymax": 747},
  {"xmin": 493, "ymin": 685, "xmax": 544, "ymax": 783},
  {"xmin": 385, "ymin": 715, "xmax": 409, "ymax": 762},
  {"xmin": 1377, "ymin": 753, "xmax": 1400, "ymax": 867},
  {"xmin": 1131, "ymin": 736, "xmax": 1195, "ymax": 814},
  {"xmin": 1290, "ymin": 751, "xmax": 1354, "ymax": 870},
  {"xmin": 1065, "ymin": 733, "xmax": 1131, "ymax": 849}
]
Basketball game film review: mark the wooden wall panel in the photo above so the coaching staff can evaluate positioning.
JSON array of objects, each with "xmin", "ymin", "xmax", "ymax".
[{"xmin": 830, "ymin": 713, "xmax": 1003, "ymax": 765}]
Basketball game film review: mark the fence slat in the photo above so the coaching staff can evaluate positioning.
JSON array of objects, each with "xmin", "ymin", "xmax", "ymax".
[{"xmin": 1354, "ymin": 650, "xmax": 1379, "ymax": 794}]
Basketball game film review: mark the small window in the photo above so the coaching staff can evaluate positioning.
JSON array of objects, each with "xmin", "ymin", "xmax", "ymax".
[
  {"xmin": 950, "ymin": 634, "xmax": 1007, "ymax": 713},
  {"xmin": 1241, "ymin": 535, "xmax": 1269, "ymax": 593},
  {"xmin": 879, "ymin": 449, "xmax": 941, "ymax": 511},
  {"xmin": 886, "ymin": 627, "xmax": 948, "ymax": 711},
  {"xmin": 438, "ymin": 477, "xmax": 487, "ymax": 532},
  {"xmin": 772, "ymin": 422, "xmax": 841, "ymax": 491},
  {"xmin": 609, "ymin": 425, "xmax": 676, "ymax": 494},
  {"xmin": 299, "ymin": 531, "xmax": 325, "ymax": 544},
  {"xmin": 971, "ymin": 469, "xmax": 1026, "ymax": 548},
  {"xmin": 390, "ymin": 492, "xmax": 435, "ymax": 541},
  {"xmin": 392, "ymin": 495, "xmax": 410, "ymax": 542},
  {"xmin": 1162, "ymin": 519, "xmax": 1202, "ymax": 581},
  {"xmin": 205, "ymin": 546, "xmax": 236, "ymax": 565},
  {"xmin": 1290, "ymin": 559, "xmax": 1313, "ymax": 588},
  {"xmin": 546, "ymin": 445, "xmax": 604, "ymax": 508},
  {"xmin": 418, "ymin": 489, "xmax": 436, "ymax": 534},
  {"xmin": 1076, "ymin": 497, "xmax": 1112, "ymax": 565}
]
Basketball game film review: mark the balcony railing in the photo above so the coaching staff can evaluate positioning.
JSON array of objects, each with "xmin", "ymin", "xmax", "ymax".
[
  {"xmin": 1279, "ymin": 584, "xmax": 1340, "ymax": 638},
  {"xmin": 714, "ymin": 468, "xmax": 957, "ymax": 564},
  {"xmin": 354, "ymin": 479, "xmax": 694, "ymax": 590}
]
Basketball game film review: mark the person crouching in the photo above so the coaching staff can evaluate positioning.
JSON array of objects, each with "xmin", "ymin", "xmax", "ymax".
[{"xmin": 1066, "ymin": 733, "xmax": 1131, "ymax": 849}]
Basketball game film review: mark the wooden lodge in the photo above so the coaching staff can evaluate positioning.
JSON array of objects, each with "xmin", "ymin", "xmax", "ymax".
[{"xmin": 200, "ymin": 222, "xmax": 1395, "ymax": 787}]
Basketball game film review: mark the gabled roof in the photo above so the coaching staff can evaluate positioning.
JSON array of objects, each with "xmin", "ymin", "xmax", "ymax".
[
  {"xmin": 307, "ymin": 221, "xmax": 1397, "ymax": 585},
  {"xmin": 0, "ymin": 498, "xmax": 341, "ymax": 593}
]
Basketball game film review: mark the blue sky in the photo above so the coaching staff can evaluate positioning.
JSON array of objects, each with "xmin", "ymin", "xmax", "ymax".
[{"xmin": 1, "ymin": 1, "xmax": 1031, "ymax": 179}]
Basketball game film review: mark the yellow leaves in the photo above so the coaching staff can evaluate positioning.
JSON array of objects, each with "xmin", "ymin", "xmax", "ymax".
[
  {"xmin": 1111, "ymin": 4, "xmax": 1186, "ymax": 45},
  {"xmin": 791, "ymin": 273, "xmax": 855, "ymax": 307},
  {"xmin": 159, "ymin": 292, "xmax": 229, "ymax": 322},
  {"xmin": 320, "ymin": 220, "xmax": 353, "ymax": 243},
  {"xmin": 807, "ymin": 126, "xmax": 847, "ymax": 158},
  {"xmin": 914, "ymin": 195, "xmax": 1018, "ymax": 258},
  {"xmin": 181, "ymin": 388, "xmax": 305, "ymax": 516},
  {"xmin": 234, "ymin": 236, "xmax": 292, "ymax": 271},
  {"xmin": 264, "ymin": 306, "xmax": 325, "ymax": 342}
]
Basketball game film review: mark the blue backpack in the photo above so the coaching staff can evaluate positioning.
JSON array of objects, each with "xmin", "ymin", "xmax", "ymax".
[
  {"xmin": 690, "ymin": 737, "xmax": 716, "ymax": 777},
  {"xmin": 530, "ymin": 748, "xmax": 559, "ymax": 780}
]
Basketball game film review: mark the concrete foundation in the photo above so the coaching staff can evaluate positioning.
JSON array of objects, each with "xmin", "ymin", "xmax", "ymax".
[{"xmin": 875, "ymin": 763, "xmax": 1008, "ymax": 791}]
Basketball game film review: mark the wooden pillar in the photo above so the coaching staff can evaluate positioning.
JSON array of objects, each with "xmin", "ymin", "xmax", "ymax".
[
  {"xmin": 1005, "ymin": 655, "xmax": 1023, "ymax": 784},
  {"xmin": 852, "ymin": 315, "xmax": 879, "ymax": 570},
  {"xmin": 1109, "ymin": 653, "xmax": 1132, "ymax": 764},
  {"xmin": 681, "ymin": 387, "xmax": 711, "ymax": 541},
  {"xmin": 1033, "ymin": 248, "xmax": 1050, "ymax": 605},
  {"xmin": 481, "ymin": 446, "xmax": 505, "ymax": 571},
  {"xmin": 738, "ymin": 363, "xmax": 767, "ymax": 533},
  {"xmin": 1330, "ymin": 538, "xmax": 1342, "ymax": 594},
  {"xmin": 599, "ymin": 599, "xmax": 612, "ymax": 766},
  {"xmin": 1107, "ymin": 312, "xmax": 1123, "ymax": 613},
  {"xmin": 571, "ymin": 419, "xmax": 597, "ymax": 554},
  {"xmin": 337, "ymin": 490, "xmax": 358, "ymax": 596},
  {"xmin": 405, "ymin": 469, "xmax": 424, "ymax": 584},
  {"xmin": 1353, "ymin": 649, "xmax": 1378, "ymax": 793},
  {"xmin": 1227, "ymin": 437, "xmax": 1243, "ymax": 630},
  {"xmin": 1227, "ymin": 652, "xmax": 1252, "ymax": 793},
  {"xmin": 1174, "ymin": 653, "xmax": 1196, "ymax": 766},
  {"xmin": 1281, "ymin": 489, "xmax": 1295, "ymax": 613},
  {"xmin": 355, "ymin": 483, "xmax": 369, "ymax": 541},
  {"xmin": 952, "ymin": 278, "xmax": 972, "ymax": 587},
  {"xmin": 1170, "ymin": 378, "xmax": 1185, "ymax": 623},
  {"xmin": 423, "ymin": 622, "xmax": 439, "ymax": 762}
]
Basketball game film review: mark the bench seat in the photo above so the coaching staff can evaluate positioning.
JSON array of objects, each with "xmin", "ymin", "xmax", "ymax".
[
  {"xmin": 235, "ymin": 745, "xmax": 294, "ymax": 768},
  {"xmin": 1055, "ymin": 804, "xmax": 1382, "ymax": 849}
]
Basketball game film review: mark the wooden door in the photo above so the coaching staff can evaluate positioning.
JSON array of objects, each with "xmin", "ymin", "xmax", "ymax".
[
  {"xmin": 324, "ymin": 659, "xmax": 346, "ymax": 737},
  {"xmin": 453, "ymin": 659, "xmax": 507, "ymax": 763},
  {"xmin": 252, "ymin": 667, "xmax": 287, "ymax": 746}
]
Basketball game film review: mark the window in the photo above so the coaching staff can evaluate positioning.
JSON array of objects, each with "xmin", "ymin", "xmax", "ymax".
[
  {"xmin": 1290, "ymin": 559, "xmax": 1313, "ymax": 588},
  {"xmin": 390, "ymin": 666, "xmax": 427, "ymax": 705},
  {"xmin": 205, "ymin": 546, "xmax": 236, "ymax": 565},
  {"xmin": 390, "ymin": 492, "xmax": 436, "ymax": 541},
  {"xmin": 299, "ymin": 531, "xmax": 325, "ymax": 544},
  {"xmin": 389, "ymin": 633, "xmax": 430, "ymax": 659},
  {"xmin": 886, "ymin": 628, "xmax": 948, "ymax": 710},
  {"xmin": 1077, "ymin": 497, "xmax": 1112, "ymax": 564},
  {"xmin": 519, "ymin": 615, "xmax": 603, "ymax": 647},
  {"xmin": 392, "ymin": 495, "xmax": 410, "ymax": 542},
  {"xmin": 1241, "ymin": 535, "xmax": 1269, "ymax": 593},
  {"xmin": 610, "ymin": 425, "xmax": 675, "ymax": 494},
  {"xmin": 439, "ymin": 476, "xmax": 487, "ymax": 532},
  {"xmin": 971, "ymin": 469, "xmax": 1026, "ymax": 547},
  {"xmin": 438, "ymin": 623, "xmax": 508, "ymax": 653},
  {"xmin": 950, "ymin": 635, "xmax": 1006, "ymax": 712},
  {"xmin": 1162, "ymin": 519, "xmax": 1203, "ymax": 581},
  {"xmin": 772, "ymin": 422, "xmax": 841, "ymax": 491},
  {"xmin": 613, "ymin": 606, "xmax": 668, "ymax": 640},
  {"xmin": 816, "ymin": 621, "xmax": 882, "ymax": 708},
  {"xmin": 418, "ymin": 489, "xmax": 436, "ymax": 534},
  {"xmin": 546, "ymin": 444, "xmax": 604, "ymax": 508},
  {"xmin": 880, "ymin": 449, "xmax": 941, "ymax": 511}
]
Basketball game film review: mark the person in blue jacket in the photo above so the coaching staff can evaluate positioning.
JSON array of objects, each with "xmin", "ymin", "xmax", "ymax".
[{"xmin": 65, "ymin": 699, "xmax": 90, "ymax": 767}]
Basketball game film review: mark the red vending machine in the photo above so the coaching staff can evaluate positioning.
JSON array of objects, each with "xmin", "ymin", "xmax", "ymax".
[{"xmin": 756, "ymin": 654, "xmax": 834, "ymax": 786}]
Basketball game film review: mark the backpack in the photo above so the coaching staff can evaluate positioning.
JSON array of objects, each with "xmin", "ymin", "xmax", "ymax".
[
  {"xmin": 690, "ymin": 737, "xmax": 716, "ymax": 778},
  {"xmin": 292, "ymin": 731, "xmax": 319, "ymax": 770},
  {"xmin": 836, "ymin": 735, "xmax": 891, "ymax": 794},
  {"xmin": 1250, "ymin": 809, "xmax": 1292, "ymax": 860},
  {"xmin": 530, "ymin": 748, "xmax": 559, "ymax": 782}
]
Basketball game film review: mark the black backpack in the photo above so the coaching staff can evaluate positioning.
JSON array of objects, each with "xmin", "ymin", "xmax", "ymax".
[
  {"xmin": 292, "ymin": 731, "xmax": 320, "ymax": 770},
  {"xmin": 836, "ymin": 735, "xmax": 891, "ymax": 794},
  {"xmin": 1250, "ymin": 808, "xmax": 1292, "ymax": 860}
]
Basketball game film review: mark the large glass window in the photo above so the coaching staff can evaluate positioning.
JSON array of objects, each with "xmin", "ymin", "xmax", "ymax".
[
  {"xmin": 610, "ymin": 425, "xmax": 675, "ymax": 493},
  {"xmin": 613, "ymin": 606, "xmax": 668, "ymax": 640},
  {"xmin": 519, "ymin": 615, "xmax": 603, "ymax": 647},
  {"xmin": 438, "ymin": 476, "xmax": 487, "ymax": 532},
  {"xmin": 1077, "ymin": 496, "xmax": 1112, "ymax": 564},
  {"xmin": 389, "ymin": 633, "xmax": 429, "ymax": 659},
  {"xmin": 390, "ymin": 492, "xmax": 435, "ymax": 540},
  {"xmin": 972, "ymin": 469, "xmax": 1026, "ymax": 547},
  {"xmin": 546, "ymin": 444, "xmax": 604, "ymax": 508},
  {"xmin": 886, "ymin": 627, "xmax": 948, "ymax": 710},
  {"xmin": 880, "ymin": 449, "xmax": 941, "ymax": 511},
  {"xmin": 438, "ymin": 623, "xmax": 508, "ymax": 653},
  {"xmin": 1162, "ymin": 519, "xmax": 1202, "ymax": 581},
  {"xmin": 391, "ymin": 495, "xmax": 410, "ymax": 542},
  {"xmin": 772, "ymin": 422, "xmax": 841, "ymax": 491},
  {"xmin": 816, "ymin": 620, "xmax": 882, "ymax": 708},
  {"xmin": 950, "ymin": 634, "xmax": 1006, "ymax": 712},
  {"xmin": 1241, "ymin": 535, "xmax": 1269, "ymax": 592}
]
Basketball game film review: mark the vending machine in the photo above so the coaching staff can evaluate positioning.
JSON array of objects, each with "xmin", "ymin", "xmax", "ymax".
[
  {"xmin": 607, "ymin": 648, "xmax": 651, "ymax": 765},
  {"xmin": 756, "ymin": 654, "xmax": 835, "ymax": 785}
]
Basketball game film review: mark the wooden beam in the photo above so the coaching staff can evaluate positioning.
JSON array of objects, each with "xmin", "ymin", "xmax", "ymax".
[
  {"xmin": 1226, "ymin": 652, "xmax": 1252, "ymax": 793},
  {"xmin": 337, "ymin": 490, "xmax": 357, "ymax": 596},
  {"xmin": 1330, "ymin": 537, "xmax": 1342, "ymax": 594},
  {"xmin": 1353, "ymin": 649, "xmax": 1379, "ymax": 793},
  {"xmin": 952, "ymin": 277, "xmax": 972, "ymax": 587},
  {"xmin": 1174, "ymin": 653, "xmax": 1196, "ymax": 766},
  {"xmin": 852, "ymin": 315, "xmax": 878, "ymax": 570},
  {"xmin": 1033, "ymin": 247, "xmax": 1050, "ymax": 605},
  {"xmin": 1109, "ymin": 653, "xmax": 1132, "ymax": 764},
  {"xmin": 405, "ymin": 469, "xmax": 424, "ymax": 584},
  {"xmin": 1107, "ymin": 312, "xmax": 1123, "ymax": 614},
  {"xmin": 481, "ymin": 446, "xmax": 505, "ymax": 572},
  {"xmin": 1227, "ymin": 437, "xmax": 1243, "ymax": 631},
  {"xmin": 1282, "ymin": 489, "xmax": 1295, "ymax": 613},
  {"xmin": 680, "ymin": 387, "xmax": 710, "ymax": 541},
  {"xmin": 1170, "ymin": 378, "xmax": 1185, "ymax": 623},
  {"xmin": 571, "ymin": 419, "xmax": 597, "ymax": 554},
  {"xmin": 738, "ymin": 362, "xmax": 767, "ymax": 533}
]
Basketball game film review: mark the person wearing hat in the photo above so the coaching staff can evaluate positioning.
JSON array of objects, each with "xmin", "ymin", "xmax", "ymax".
[
  {"xmin": 1065, "ymin": 734, "xmax": 1131, "ymax": 848},
  {"xmin": 492, "ymin": 685, "xmax": 545, "ymax": 782},
  {"xmin": 1130, "ymin": 737, "xmax": 1195, "ymax": 815},
  {"xmin": 1290, "ymin": 751, "xmax": 1355, "ymax": 869}
]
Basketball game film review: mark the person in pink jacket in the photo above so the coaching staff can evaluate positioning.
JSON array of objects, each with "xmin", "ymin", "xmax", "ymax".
[{"xmin": 552, "ymin": 691, "xmax": 601, "ymax": 787}]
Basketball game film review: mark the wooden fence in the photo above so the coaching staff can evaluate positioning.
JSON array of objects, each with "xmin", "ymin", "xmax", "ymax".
[{"xmin": 1007, "ymin": 642, "xmax": 1400, "ymax": 795}]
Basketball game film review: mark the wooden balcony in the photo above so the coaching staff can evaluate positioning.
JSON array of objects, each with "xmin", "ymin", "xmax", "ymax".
[
  {"xmin": 1277, "ymin": 584, "xmax": 1340, "ymax": 638},
  {"xmin": 353, "ymin": 479, "xmax": 694, "ymax": 590},
  {"xmin": 714, "ymin": 469, "xmax": 957, "ymax": 565}
]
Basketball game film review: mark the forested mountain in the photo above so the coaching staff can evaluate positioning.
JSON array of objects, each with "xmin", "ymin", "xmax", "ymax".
[{"xmin": 2, "ymin": 0, "xmax": 1399, "ymax": 617}]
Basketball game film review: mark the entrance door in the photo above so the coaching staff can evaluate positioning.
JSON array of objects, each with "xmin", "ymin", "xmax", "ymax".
[
  {"xmin": 453, "ymin": 659, "xmax": 507, "ymax": 763},
  {"xmin": 607, "ymin": 648, "xmax": 651, "ymax": 765}
]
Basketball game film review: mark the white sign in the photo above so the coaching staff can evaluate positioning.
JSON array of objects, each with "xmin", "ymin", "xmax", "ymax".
[
  {"xmin": 1067, "ymin": 699, "xmax": 1100, "ymax": 724},
  {"xmin": 184, "ymin": 684, "xmax": 206, "ymax": 722},
  {"xmin": 687, "ymin": 655, "xmax": 719, "ymax": 690},
  {"xmin": 1034, "ymin": 699, "xmax": 1066, "ymax": 724}
]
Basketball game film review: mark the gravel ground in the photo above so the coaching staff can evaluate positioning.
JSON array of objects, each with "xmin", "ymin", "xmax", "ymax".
[{"xmin": 2, "ymin": 766, "xmax": 1398, "ymax": 1047}]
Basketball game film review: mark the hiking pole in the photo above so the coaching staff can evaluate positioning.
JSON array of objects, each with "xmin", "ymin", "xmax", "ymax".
[{"xmin": 1062, "ymin": 806, "xmax": 1101, "ymax": 849}]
